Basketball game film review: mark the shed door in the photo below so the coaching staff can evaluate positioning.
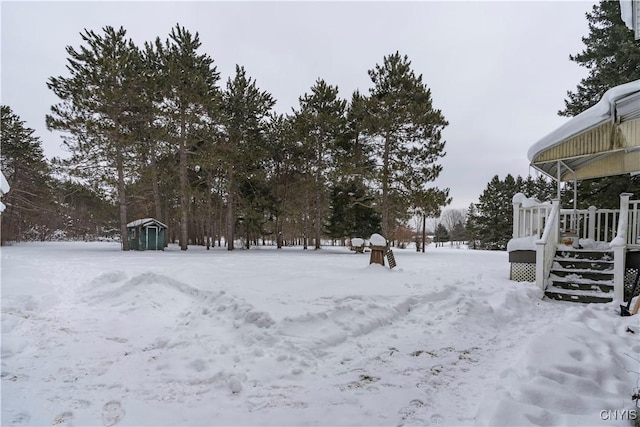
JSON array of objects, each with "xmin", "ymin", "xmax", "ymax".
[{"xmin": 147, "ymin": 226, "xmax": 158, "ymax": 250}]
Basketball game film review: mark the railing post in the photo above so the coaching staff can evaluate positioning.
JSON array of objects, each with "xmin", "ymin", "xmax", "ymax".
[
  {"xmin": 588, "ymin": 206, "xmax": 597, "ymax": 241},
  {"xmin": 512, "ymin": 198, "xmax": 521, "ymax": 239},
  {"xmin": 612, "ymin": 246, "xmax": 625, "ymax": 302},
  {"xmin": 536, "ymin": 199, "xmax": 560, "ymax": 291},
  {"xmin": 535, "ymin": 240, "xmax": 545, "ymax": 291},
  {"xmin": 611, "ymin": 193, "xmax": 632, "ymax": 303}
]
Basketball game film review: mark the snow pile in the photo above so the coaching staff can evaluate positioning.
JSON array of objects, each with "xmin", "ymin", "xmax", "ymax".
[
  {"xmin": 513, "ymin": 192, "xmax": 543, "ymax": 208},
  {"xmin": 350, "ymin": 237, "xmax": 364, "ymax": 247},
  {"xmin": 369, "ymin": 233, "xmax": 387, "ymax": 246},
  {"xmin": 126, "ymin": 218, "xmax": 167, "ymax": 228},
  {"xmin": 2, "ymin": 242, "xmax": 638, "ymax": 426},
  {"xmin": 579, "ymin": 238, "xmax": 613, "ymax": 251},
  {"xmin": 610, "ymin": 235, "xmax": 627, "ymax": 247},
  {"xmin": 507, "ymin": 235, "xmax": 538, "ymax": 252}
]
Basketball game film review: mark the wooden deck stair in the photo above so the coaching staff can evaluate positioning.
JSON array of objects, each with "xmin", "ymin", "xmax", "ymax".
[{"xmin": 544, "ymin": 249, "xmax": 614, "ymax": 304}]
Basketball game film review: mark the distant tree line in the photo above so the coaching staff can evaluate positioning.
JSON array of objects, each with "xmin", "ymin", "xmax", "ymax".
[
  {"xmin": 5, "ymin": 1, "xmax": 636, "ymax": 251},
  {"xmin": 1, "ymin": 24, "xmax": 451, "ymax": 249}
]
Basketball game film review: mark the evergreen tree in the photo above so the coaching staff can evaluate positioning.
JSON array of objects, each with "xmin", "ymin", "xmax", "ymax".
[
  {"xmin": 474, "ymin": 175, "xmax": 518, "ymax": 250},
  {"xmin": 325, "ymin": 180, "xmax": 381, "ymax": 241},
  {"xmin": 292, "ymin": 78, "xmax": 347, "ymax": 249},
  {"xmin": 573, "ymin": 175, "xmax": 640, "ymax": 209},
  {"xmin": 559, "ymin": 0, "xmax": 640, "ymax": 117},
  {"xmin": 340, "ymin": 90, "xmax": 376, "ymax": 179},
  {"xmin": 449, "ymin": 221, "xmax": 467, "ymax": 244},
  {"xmin": 410, "ymin": 187, "xmax": 451, "ymax": 251},
  {"xmin": 363, "ymin": 52, "xmax": 448, "ymax": 240},
  {"xmin": 1, "ymin": 106, "xmax": 54, "ymax": 244},
  {"xmin": 473, "ymin": 174, "xmax": 556, "ymax": 249},
  {"xmin": 135, "ymin": 41, "xmax": 172, "ymax": 225},
  {"xmin": 263, "ymin": 113, "xmax": 301, "ymax": 248},
  {"xmin": 155, "ymin": 25, "xmax": 221, "ymax": 250},
  {"xmin": 221, "ymin": 65, "xmax": 275, "ymax": 250},
  {"xmin": 434, "ymin": 223, "xmax": 449, "ymax": 246},
  {"xmin": 46, "ymin": 26, "xmax": 143, "ymax": 250},
  {"xmin": 465, "ymin": 203, "xmax": 480, "ymax": 250},
  {"xmin": 236, "ymin": 177, "xmax": 277, "ymax": 248}
]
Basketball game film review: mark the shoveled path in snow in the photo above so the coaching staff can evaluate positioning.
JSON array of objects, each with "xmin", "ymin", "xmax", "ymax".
[{"xmin": 2, "ymin": 242, "xmax": 637, "ymax": 426}]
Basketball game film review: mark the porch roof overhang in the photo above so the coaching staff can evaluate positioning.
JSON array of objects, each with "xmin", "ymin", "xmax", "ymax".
[{"xmin": 528, "ymin": 80, "xmax": 640, "ymax": 182}]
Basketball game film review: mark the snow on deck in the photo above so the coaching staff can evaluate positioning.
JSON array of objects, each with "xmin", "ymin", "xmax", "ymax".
[
  {"xmin": 528, "ymin": 79, "xmax": 640, "ymax": 162},
  {"xmin": 1, "ymin": 242, "xmax": 637, "ymax": 426}
]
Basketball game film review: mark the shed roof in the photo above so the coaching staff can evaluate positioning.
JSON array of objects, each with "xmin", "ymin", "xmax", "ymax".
[
  {"xmin": 528, "ymin": 80, "xmax": 640, "ymax": 181},
  {"xmin": 126, "ymin": 218, "xmax": 168, "ymax": 228}
]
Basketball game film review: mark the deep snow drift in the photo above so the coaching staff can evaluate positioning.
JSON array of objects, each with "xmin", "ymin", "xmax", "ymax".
[{"xmin": 1, "ymin": 242, "xmax": 639, "ymax": 426}]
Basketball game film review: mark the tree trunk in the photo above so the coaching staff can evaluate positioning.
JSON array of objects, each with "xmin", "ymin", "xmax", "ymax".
[
  {"xmin": 314, "ymin": 139, "xmax": 322, "ymax": 250},
  {"xmin": 245, "ymin": 220, "xmax": 250, "ymax": 250},
  {"xmin": 381, "ymin": 134, "xmax": 391, "ymax": 239},
  {"xmin": 422, "ymin": 214, "xmax": 426, "ymax": 253},
  {"xmin": 226, "ymin": 165, "xmax": 235, "ymax": 251},
  {"xmin": 179, "ymin": 111, "xmax": 188, "ymax": 251},
  {"xmin": 314, "ymin": 185, "xmax": 321, "ymax": 250},
  {"xmin": 116, "ymin": 151, "xmax": 129, "ymax": 251},
  {"xmin": 150, "ymin": 146, "xmax": 163, "ymax": 222},
  {"xmin": 206, "ymin": 175, "xmax": 212, "ymax": 250}
]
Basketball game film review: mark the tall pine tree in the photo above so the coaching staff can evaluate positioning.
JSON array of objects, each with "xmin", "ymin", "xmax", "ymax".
[
  {"xmin": 221, "ymin": 65, "xmax": 275, "ymax": 250},
  {"xmin": 46, "ymin": 26, "xmax": 143, "ymax": 250},
  {"xmin": 363, "ymin": 52, "xmax": 448, "ymax": 240},
  {"xmin": 293, "ymin": 79, "xmax": 347, "ymax": 249},
  {"xmin": 154, "ymin": 25, "xmax": 221, "ymax": 250}
]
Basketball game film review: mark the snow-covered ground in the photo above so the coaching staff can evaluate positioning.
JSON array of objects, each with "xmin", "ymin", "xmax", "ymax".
[{"xmin": 1, "ymin": 242, "xmax": 639, "ymax": 426}]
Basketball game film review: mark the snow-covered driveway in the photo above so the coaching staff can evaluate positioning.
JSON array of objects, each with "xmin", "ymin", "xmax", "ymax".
[{"xmin": 2, "ymin": 242, "xmax": 638, "ymax": 426}]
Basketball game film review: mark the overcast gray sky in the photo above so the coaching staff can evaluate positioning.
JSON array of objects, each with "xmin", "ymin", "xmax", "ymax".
[{"xmin": 1, "ymin": 1, "xmax": 596, "ymax": 210}]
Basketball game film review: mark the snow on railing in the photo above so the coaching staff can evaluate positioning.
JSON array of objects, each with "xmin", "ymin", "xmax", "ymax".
[
  {"xmin": 512, "ymin": 193, "xmax": 551, "ymax": 239},
  {"xmin": 535, "ymin": 200, "xmax": 560, "ymax": 291}
]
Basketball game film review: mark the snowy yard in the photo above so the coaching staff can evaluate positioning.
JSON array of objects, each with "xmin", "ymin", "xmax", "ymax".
[{"xmin": 1, "ymin": 242, "xmax": 638, "ymax": 426}]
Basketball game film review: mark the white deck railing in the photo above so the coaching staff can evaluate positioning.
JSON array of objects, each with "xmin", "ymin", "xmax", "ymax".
[
  {"xmin": 534, "ymin": 200, "xmax": 560, "ymax": 291},
  {"xmin": 625, "ymin": 199, "xmax": 640, "ymax": 247},
  {"xmin": 513, "ymin": 202, "xmax": 635, "ymax": 245}
]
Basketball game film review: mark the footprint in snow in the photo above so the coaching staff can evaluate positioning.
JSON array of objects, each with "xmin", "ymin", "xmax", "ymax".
[
  {"xmin": 10, "ymin": 412, "xmax": 31, "ymax": 426},
  {"xmin": 430, "ymin": 413, "xmax": 445, "ymax": 424},
  {"xmin": 398, "ymin": 399, "xmax": 425, "ymax": 424},
  {"xmin": 101, "ymin": 401, "xmax": 125, "ymax": 426},
  {"xmin": 52, "ymin": 411, "xmax": 73, "ymax": 426}
]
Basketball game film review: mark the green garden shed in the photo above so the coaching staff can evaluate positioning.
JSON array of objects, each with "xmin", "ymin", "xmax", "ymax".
[{"xmin": 126, "ymin": 218, "xmax": 167, "ymax": 251}]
